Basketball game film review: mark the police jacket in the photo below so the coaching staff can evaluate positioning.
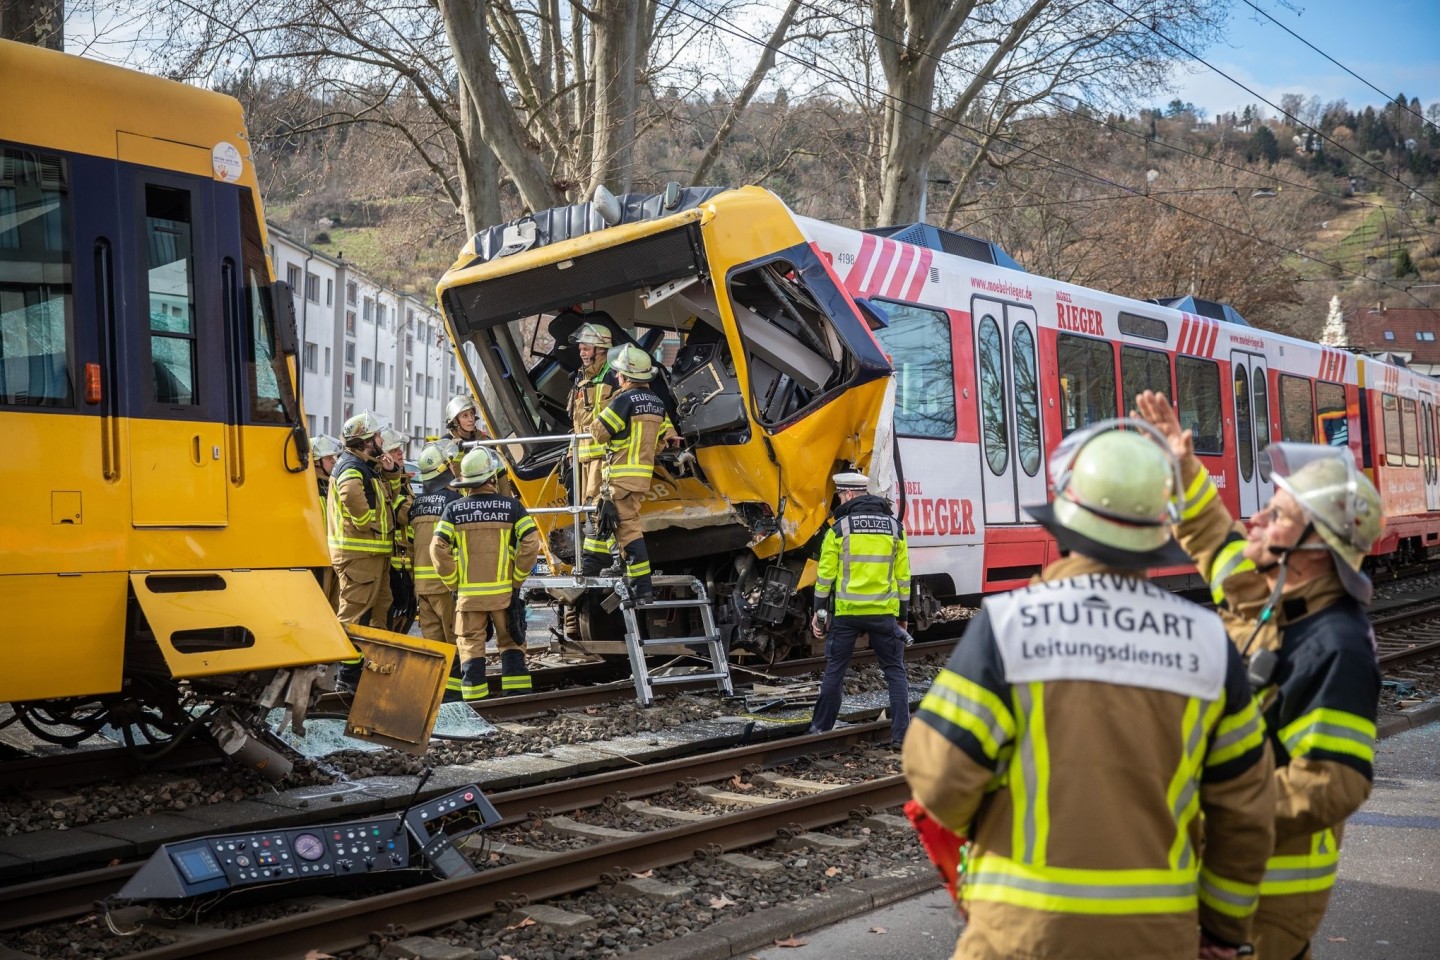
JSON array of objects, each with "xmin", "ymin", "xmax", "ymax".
[
  {"xmin": 431, "ymin": 487, "xmax": 540, "ymax": 612},
  {"xmin": 1173, "ymin": 461, "xmax": 1378, "ymax": 938},
  {"xmin": 410, "ymin": 475, "xmax": 460, "ymax": 597},
  {"xmin": 814, "ymin": 495, "xmax": 911, "ymax": 620},
  {"xmin": 904, "ymin": 555, "xmax": 1276, "ymax": 958},
  {"xmin": 570, "ymin": 358, "xmax": 617, "ymax": 463},
  {"xmin": 327, "ymin": 449, "xmax": 400, "ymax": 561},
  {"xmin": 590, "ymin": 385, "xmax": 678, "ymax": 494}
]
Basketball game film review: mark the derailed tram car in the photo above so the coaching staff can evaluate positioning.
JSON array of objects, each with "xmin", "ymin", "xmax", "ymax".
[
  {"xmin": 0, "ymin": 41, "xmax": 444, "ymax": 762},
  {"xmin": 436, "ymin": 185, "xmax": 1440, "ymax": 656}
]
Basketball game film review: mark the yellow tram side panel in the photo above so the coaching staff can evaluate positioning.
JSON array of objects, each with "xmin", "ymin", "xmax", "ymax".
[
  {"xmin": 2, "ymin": 411, "xmax": 347, "ymax": 701},
  {"xmin": 438, "ymin": 187, "xmax": 887, "ymax": 559}
]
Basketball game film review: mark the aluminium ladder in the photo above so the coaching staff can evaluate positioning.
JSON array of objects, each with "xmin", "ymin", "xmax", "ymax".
[{"xmin": 617, "ymin": 574, "xmax": 733, "ymax": 707}]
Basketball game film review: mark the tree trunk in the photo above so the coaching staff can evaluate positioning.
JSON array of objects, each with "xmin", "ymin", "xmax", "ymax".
[
  {"xmin": 0, "ymin": 0, "xmax": 62, "ymax": 49},
  {"xmin": 435, "ymin": 0, "xmax": 563, "ymax": 213},
  {"xmin": 585, "ymin": 0, "xmax": 641, "ymax": 196},
  {"xmin": 456, "ymin": 77, "xmax": 503, "ymax": 236}
]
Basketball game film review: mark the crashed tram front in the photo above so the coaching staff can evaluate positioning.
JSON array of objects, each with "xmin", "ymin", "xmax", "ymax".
[{"xmin": 434, "ymin": 186, "xmax": 896, "ymax": 659}]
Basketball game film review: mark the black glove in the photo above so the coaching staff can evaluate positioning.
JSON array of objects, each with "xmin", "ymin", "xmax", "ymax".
[
  {"xmin": 508, "ymin": 590, "xmax": 528, "ymax": 646},
  {"xmin": 596, "ymin": 497, "xmax": 620, "ymax": 539}
]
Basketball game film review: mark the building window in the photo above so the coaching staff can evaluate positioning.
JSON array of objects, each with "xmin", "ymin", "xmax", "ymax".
[
  {"xmin": 1419, "ymin": 331, "xmax": 1437, "ymax": 342},
  {"xmin": 303, "ymin": 341, "xmax": 318, "ymax": 373},
  {"xmin": 307, "ymin": 414, "xmax": 316, "ymax": 433},
  {"xmin": 427, "ymin": 375, "xmax": 436, "ymax": 398},
  {"xmin": 305, "ymin": 271, "xmax": 319, "ymax": 302},
  {"xmin": 1056, "ymin": 334, "xmax": 1116, "ymax": 436},
  {"xmin": 1175, "ymin": 357, "xmax": 1222, "ymax": 455},
  {"xmin": 346, "ymin": 281, "xmax": 357, "ymax": 305},
  {"xmin": 406, "ymin": 334, "xmax": 414, "ymax": 356},
  {"xmin": 363, "ymin": 296, "xmax": 374, "ymax": 322},
  {"xmin": 345, "ymin": 310, "xmax": 356, "ymax": 335},
  {"xmin": 1384, "ymin": 330, "xmax": 1395, "ymax": 340},
  {"xmin": 344, "ymin": 341, "xmax": 355, "ymax": 367},
  {"xmin": 1279, "ymin": 374, "xmax": 1315, "ymax": 443},
  {"xmin": 361, "ymin": 357, "xmax": 372, "ymax": 383},
  {"xmin": 377, "ymin": 303, "xmax": 387, "ymax": 327},
  {"xmin": 323, "ymin": 346, "xmax": 332, "ymax": 374},
  {"xmin": 1316, "ymin": 381, "xmax": 1347, "ymax": 446},
  {"xmin": 326, "ymin": 278, "xmax": 334, "ymax": 306},
  {"xmin": 343, "ymin": 402, "xmax": 353, "ymax": 420},
  {"xmin": 322, "ymin": 415, "xmax": 329, "ymax": 434},
  {"xmin": 286, "ymin": 263, "xmax": 300, "ymax": 289},
  {"xmin": 343, "ymin": 372, "xmax": 354, "ymax": 398}
]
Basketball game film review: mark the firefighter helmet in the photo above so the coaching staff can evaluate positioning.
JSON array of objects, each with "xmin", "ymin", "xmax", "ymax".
[
  {"xmin": 417, "ymin": 439, "xmax": 461, "ymax": 481},
  {"xmin": 1024, "ymin": 418, "xmax": 1190, "ymax": 570},
  {"xmin": 1265, "ymin": 443, "xmax": 1382, "ymax": 602},
  {"xmin": 310, "ymin": 435, "xmax": 343, "ymax": 460},
  {"xmin": 573, "ymin": 322, "xmax": 613, "ymax": 348},
  {"xmin": 453, "ymin": 447, "xmax": 502, "ymax": 488},
  {"xmin": 379, "ymin": 426, "xmax": 407, "ymax": 454},
  {"xmin": 445, "ymin": 395, "xmax": 478, "ymax": 427},
  {"xmin": 342, "ymin": 410, "xmax": 384, "ymax": 441},
  {"xmin": 609, "ymin": 344, "xmax": 655, "ymax": 381}
]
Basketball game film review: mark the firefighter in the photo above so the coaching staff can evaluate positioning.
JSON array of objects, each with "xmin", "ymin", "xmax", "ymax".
[
  {"xmin": 569, "ymin": 322, "xmax": 619, "ymax": 578},
  {"xmin": 808, "ymin": 471, "xmax": 912, "ymax": 747},
  {"xmin": 904, "ymin": 420, "xmax": 1276, "ymax": 960},
  {"xmin": 310, "ymin": 435, "xmax": 344, "ymax": 610},
  {"xmin": 411, "ymin": 439, "xmax": 465, "ymax": 700},
  {"xmin": 432, "ymin": 447, "xmax": 541, "ymax": 700},
  {"xmin": 327, "ymin": 411, "xmax": 395, "ymax": 690},
  {"xmin": 588, "ymin": 344, "xmax": 680, "ymax": 603},
  {"xmin": 446, "ymin": 394, "xmax": 514, "ymax": 497},
  {"xmin": 371, "ymin": 426, "xmax": 414, "ymax": 633},
  {"xmin": 1135, "ymin": 391, "xmax": 1382, "ymax": 960}
]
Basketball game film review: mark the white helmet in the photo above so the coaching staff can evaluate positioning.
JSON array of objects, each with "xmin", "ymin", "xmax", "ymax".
[
  {"xmin": 342, "ymin": 410, "xmax": 384, "ymax": 441},
  {"xmin": 1025, "ymin": 418, "xmax": 1190, "ymax": 569},
  {"xmin": 310, "ymin": 435, "xmax": 343, "ymax": 460},
  {"xmin": 1265, "ymin": 443, "xmax": 1383, "ymax": 602},
  {"xmin": 610, "ymin": 343, "xmax": 655, "ymax": 381},
  {"xmin": 417, "ymin": 439, "xmax": 462, "ymax": 481},
  {"xmin": 379, "ymin": 426, "xmax": 407, "ymax": 454},
  {"xmin": 445, "ymin": 395, "xmax": 478, "ymax": 427},
  {"xmin": 573, "ymin": 322, "xmax": 613, "ymax": 348}
]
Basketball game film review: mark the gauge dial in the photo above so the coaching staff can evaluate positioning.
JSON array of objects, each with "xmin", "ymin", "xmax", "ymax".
[{"xmin": 293, "ymin": 833, "xmax": 325, "ymax": 861}]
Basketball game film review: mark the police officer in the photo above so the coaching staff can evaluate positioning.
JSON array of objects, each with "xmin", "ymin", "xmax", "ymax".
[
  {"xmin": 904, "ymin": 420, "xmax": 1276, "ymax": 960},
  {"xmin": 588, "ymin": 344, "xmax": 680, "ymax": 602},
  {"xmin": 808, "ymin": 472, "xmax": 912, "ymax": 747},
  {"xmin": 569, "ymin": 322, "xmax": 619, "ymax": 577},
  {"xmin": 1136, "ymin": 391, "xmax": 1382, "ymax": 960},
  {"xmin": 411, "ymin": 439, "xmax": 465, "ymax": 700},
  {"xmin": 327, "ymin": 411, "xmax": 397, "ymax": 689},
  {"xmin": 432, "ymin": 447, "xmax": 541, "ymax": 700}
]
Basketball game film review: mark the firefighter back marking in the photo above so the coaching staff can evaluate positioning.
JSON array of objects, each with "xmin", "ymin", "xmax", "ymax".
[{"xmin": 987, "ymin": 576, "xmax": 1227, "ymax": 700}]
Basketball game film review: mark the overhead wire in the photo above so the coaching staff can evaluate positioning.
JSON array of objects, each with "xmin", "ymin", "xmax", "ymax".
[{"xmin": 651, "ymin": 0, "xmax": 1433, "ymax": 307}]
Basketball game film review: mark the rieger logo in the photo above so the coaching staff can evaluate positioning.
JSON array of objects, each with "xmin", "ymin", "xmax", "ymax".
[{"xmin": 1055, "ymin": 291, "xmax": 1103, "ymax": 335}]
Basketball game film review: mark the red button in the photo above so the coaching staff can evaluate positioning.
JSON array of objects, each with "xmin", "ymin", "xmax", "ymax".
[{"xmin": 464, "ymin": 792, "xmax": 474, "ymax": 801}]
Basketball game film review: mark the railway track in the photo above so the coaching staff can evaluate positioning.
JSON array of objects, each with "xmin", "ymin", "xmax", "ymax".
[
  {"xmin": 1373, "ymin": 598, "xmax": 1440, "ymax": 670},
  {"xmin": 0, "ymin": 722, "xmax": 907, "ymax": 959}
]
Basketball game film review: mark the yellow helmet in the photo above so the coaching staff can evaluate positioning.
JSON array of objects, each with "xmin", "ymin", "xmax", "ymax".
[
  {"xmin": 1025, "ymin": 418, "xmax": 1190, "ymax": 569},
  {"xmin": 1265, "ymin": 443, "xmax": 1382, "ymax": 602},
  {"xmin": 417, "ymin": 439, "xmax": 461, "ymax": 481},
  {"xmin": 453, "ymin": 447, "xmax": 502, "ymax": 488},
  {"xmin": 610, "ymin": 343, "xmax": 655, "ymax": 381},
  {"xmin": 342, "ymin": 410, "xmax": 384, "ymax": 441}
]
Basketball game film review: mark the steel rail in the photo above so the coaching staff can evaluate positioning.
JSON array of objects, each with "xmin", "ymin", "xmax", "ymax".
[
  {"xmin": 1373, "ymin": 599, "xmax": 1440, "ymax": 669},
  {"xmin": 119, "ymin": 774, "xmax": 909, "ymax": 960}
]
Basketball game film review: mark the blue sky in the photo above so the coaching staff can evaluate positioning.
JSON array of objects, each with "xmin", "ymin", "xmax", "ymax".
[{"xmin": 1171, "ymin": 0, "xmax": 1440, "ymax": 118}]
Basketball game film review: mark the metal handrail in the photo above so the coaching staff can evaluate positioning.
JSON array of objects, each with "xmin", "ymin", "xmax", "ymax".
[{"xmin": 461, "ymin": 432, "xmax": 593, "ymax": 571}]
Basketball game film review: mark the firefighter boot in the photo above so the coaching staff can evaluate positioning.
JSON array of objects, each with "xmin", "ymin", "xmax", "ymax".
[
  {"xmin": 580, "ymin": 527, "xmax": 612, "ymax": 577},
  {"xmin": 459, "ymin": 657, "xmax": 489, "ymax": 703},
  {"xmin": 499, "ymin": 648, "xmax": 533, "ymax": 697},
  {"xmin": 443, "ymin": 647, "xmax": 464, "ymax": 703},
  {"xmin": 623, "ymin": 539, "xmax": 654, "ymax": 605},
  {"xmin": 336, "ymin": 658, "xmax": 364, "ymax": 693}
]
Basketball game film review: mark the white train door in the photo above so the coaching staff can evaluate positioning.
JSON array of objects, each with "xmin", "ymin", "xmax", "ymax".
[
  {"xmin": 1231, "ymin": 351, "xmax": 1274, "ymax": 518},
  {"xmin": 972, "ymin": 297, "xmax": 1046, "ymax": 524},
  {"xmin": 1423, "ymin": 400, "xmax": 1440, "ymax": 512}
]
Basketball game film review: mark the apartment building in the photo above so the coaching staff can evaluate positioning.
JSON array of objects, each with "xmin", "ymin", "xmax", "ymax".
[{"xmin": 268, "ymin": 224, "xmax": 460, "ymax": 455}]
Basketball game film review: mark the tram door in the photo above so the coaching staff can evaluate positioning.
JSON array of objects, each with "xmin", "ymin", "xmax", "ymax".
[
  {"xmin": 972, "ymin": 298, "xmax": 1046, "ymax": 524},
  {"xmin": 1231, "ymin": 351, "xmax": 1274, "ymax": 518},
  {"xmin": 1423, "ymin": 401, "xmax": 1440, "ymax": 512},
  {"xmin": 119, "ymin": 138, "xmax": 229, "ymax": 527}
]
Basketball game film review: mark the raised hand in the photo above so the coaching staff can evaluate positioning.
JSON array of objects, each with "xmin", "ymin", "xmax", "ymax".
[{"xmin": 1132, "ymin": 390, "xmax": 1194, "ymax": 463}]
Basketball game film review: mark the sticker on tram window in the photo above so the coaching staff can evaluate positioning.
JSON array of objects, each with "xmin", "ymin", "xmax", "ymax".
[{"xmin": 212, "ymin": 142, "xmax": 243, "ymax": 182}]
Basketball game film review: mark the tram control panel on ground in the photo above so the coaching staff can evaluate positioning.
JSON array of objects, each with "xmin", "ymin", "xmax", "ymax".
[{"xmin": 116, "ymin": 784, "xmax": 498, "ymax": 900}]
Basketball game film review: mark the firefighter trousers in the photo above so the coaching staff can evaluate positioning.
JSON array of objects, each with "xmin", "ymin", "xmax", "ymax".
[
  {"xmin": 454, "ymin": 604, "xmax": 530, "ymax": 700},
  {"xmin": 335, "ymin": 556, "xmax": 389, "ymax": 626},
  {"xmin": 416, "ymin": 591, "xmax": 461, "ymax": 698}
]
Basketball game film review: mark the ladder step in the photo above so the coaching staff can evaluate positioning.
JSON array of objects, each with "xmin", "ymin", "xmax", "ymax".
[
  {"xmin": 638, "ymin": 635, "xmax": 720, "ymax": 647},
  {"xmin": 652, "ymin": 672, "xmax": 729, "ymax": 685}
]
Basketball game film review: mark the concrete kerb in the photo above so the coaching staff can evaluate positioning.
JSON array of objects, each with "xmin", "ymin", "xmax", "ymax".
[
  {"xmin": 1377, "ymin": 696, "xmax": 1440, "ymax": 739},
  {"xmin": 618, "ymin": 863, "xmax": 940, "ymax": 960}
]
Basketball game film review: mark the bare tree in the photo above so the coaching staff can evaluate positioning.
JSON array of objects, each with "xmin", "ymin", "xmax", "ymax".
[{"xmin": 1, "ymin": 0, "xmax": 62, "ymax": 48}]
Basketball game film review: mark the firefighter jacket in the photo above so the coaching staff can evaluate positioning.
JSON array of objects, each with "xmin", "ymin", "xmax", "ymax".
[
  {"xmin": 327, "ymin": 450, "xmax": 401, "ymax": 560},
  {"xmin": 1173, "ymin": 461, "xmax": 1379, "ymax": 939},
  {"xmin": 904, "ymin": 554, "xmax": 1276, "ymax": 959},
  {"xmin": 431, "ymin": 490, "xmax": 540, "ymax": 612},
  {"xmin": 379, "ymin": 465, "xmax": 414, "ymax": 568},
  {"xmin": 590, "ymin": 385, "xmax": 678, "ymax": 494},
  {"xmin": 814, "ymin": 495, "xmax": 911, "ymax": 620},
  {"xmin": 570, "ymin": 357, "xmax": 617, "ymax": 462},
  {"xmin": 410, "ymin": 475, "xmax": 460, "ymax": 597}
]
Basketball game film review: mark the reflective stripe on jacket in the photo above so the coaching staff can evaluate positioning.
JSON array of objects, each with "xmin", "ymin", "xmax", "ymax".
[
  {"xmin": 814, "ymin": 496, "xmax": 910, "ymax": 619},
  {"xmin": 903, "ymin": 555, "xmax": 1275, "ymax": 956},
  {"xmin": 410, "ymin": 481, "xmax": 460, "ymax": 596},
  {"xmin": 590, "ymin": 385, "xmax": 677, "ymax": 493},
  {"xmin": 431, "ymin": 492, "xmax": 541, "ymax": 612},
  {"xmin": 327, "ymin": 451, "xmax": 392, "ymax": 558},
  {"xmin": 570, "ymin": 359, "xmax": 617, "ymax": 462}
]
